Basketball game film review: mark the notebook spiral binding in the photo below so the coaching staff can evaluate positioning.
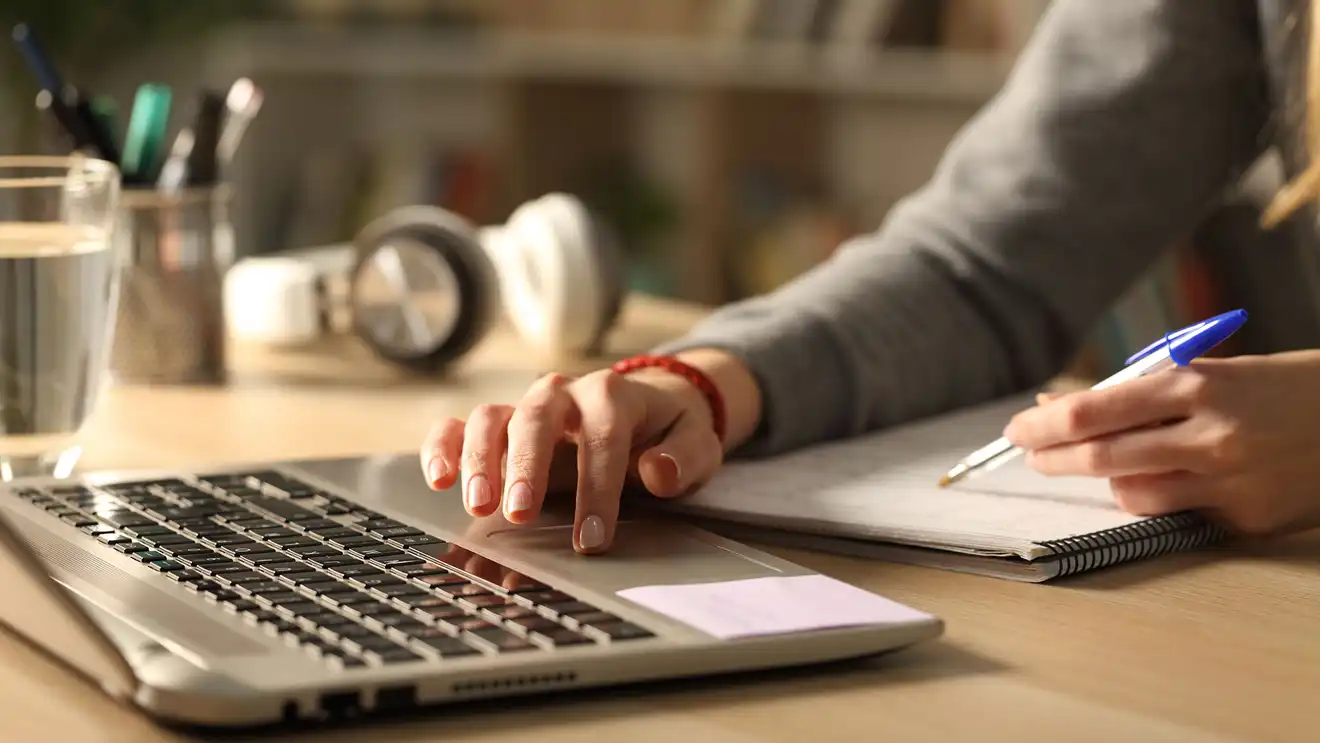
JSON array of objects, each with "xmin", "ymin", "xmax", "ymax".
[{"xmin": 1036, "ymin": 512, "xmax": 1228, "ymax": 577}]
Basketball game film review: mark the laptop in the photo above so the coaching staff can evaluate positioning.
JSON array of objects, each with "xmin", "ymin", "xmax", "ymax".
[{"xmin": 0, "ymin": 452, "xmax": 943, "ymax": 728}]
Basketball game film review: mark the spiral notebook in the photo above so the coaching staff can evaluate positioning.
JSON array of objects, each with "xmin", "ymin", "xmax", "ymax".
[{"xmin": 652, "ymin": 394, "xmax": 1226, "ymax": 582}]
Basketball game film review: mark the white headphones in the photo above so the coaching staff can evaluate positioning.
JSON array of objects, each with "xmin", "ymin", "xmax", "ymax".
[{"xmin": 225, "ymin": 192, "xmax": 627, "ymax": 370}]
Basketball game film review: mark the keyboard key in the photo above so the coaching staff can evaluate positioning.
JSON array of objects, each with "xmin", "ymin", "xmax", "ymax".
[
  {"xmin": 445, "ymin": 616, "xmax": 496, "ymax": 633},
  {"xmin": 261, "ymin": 561, "xmax": 307, "ymax": 574},
  {"xmin": 354, "ymin": 574, "xmax": 403, "ymax": 589},
  {"xmin": 375, "ymin": 555, "xmax": 423, "ymax": 568},
  {"xmin": 544, "ymin": 601, "xmax": 599, "ymax": 616},
  {"xmin": 99, "ymin": 511, "xmax": 153, "ymax": 528},
  {"xmin": 325, "ymin": 591, "xmax": 380, "ymax": 607},
  {"xmin": 374, "ymin": 526, "xmax": 423, "ymax": 539},
  {"xmin": 375, "ymin": 583, "xmax": 427, "ymax": 598},
  {"xmin": 207, "ymin": 534, "xmax": 255, "ymax": 546},
  {"xmin": 223, "ymin": 571, "xmax": 268, "ymax": 584},
  {"xmin": 330, "ymin": 565, "xmax": 381, "ymax": 578},
  {"xmin": 489, "ymin": 604, "xmax": 538, "ymax": 620},
  {"xmin": 290, "ymin": 545, "xmax": 341, "ymax": 558},
  {"xmin": 132, "ymin": 550, "xmax": 167, "ymax": 563},
  {"xmin": 418, "ymin": 572, "xmax": 467, "ymax": 588},
  {"xmin": 349, "ymin": 546, "xmax": 404, "ymax": 560},
  {"xmin": 300, "ymin": 581, "xmax": 347, "ymax": 595},
  {"xmin": 519, "ymin": 590, "xmax": 577, "ymax": 605},
  {"xmin": 248, "ymin": 526, "xmax": 296, "ymax": 538},
  {"xmin": 392, "ymin": 535, "xmax": 444, "ymax": 548},
  {"xmin": 506, "ymin": 615, "xmax": 561, "ymax": 633},
  {"xmin": 247, "ymin": 496, "xmax": 320, "ymax": 523},
  {"xmin": 413, "ymin": 631, "xmax": 479, "ymax": 657},
  {"xmin": 150, "ymin": 560, "xmax": 185, "ymax": 572},
  {"xmin": 308, "ymin": 556, "xmax": 361, "ymax": 569},
  {"xmin": 310, "ymin": 527, "xmax": 357, "ymax": 539},
  {"xmin": 224, "ymin": 544, "xmax": 277, "ymax": 558},
  {"xmin": 269, "ymin": 536, "xmax": 317, "ymax": 548},
  {"xmin": 246, "ymin": 553, "xmax": 291, "ymax": 565},
  {"xmin": 463, "ymin": 594, "xmax": 518, "ymax": 609},
  {"xmin": 590, "ymin": 621, "xmax": 654, "ymax": 641},
  {"xmin": 395, "ymin": 563, "xmax": 450, "ymax": 578},
  {"xmin": 168, "ymin": 569, "xmax": 203, "ymax": 583},
  {"xmin": 468, "ymin": 627, "xmax": 536, "ymax": 652},
  {"xmin": 244, "ymin": 581, "xmax": 292, "ymax": 595},
  {"xmin": 534, "ymin": 628, "xmax": 594, "ymax": 647},
  {"xmin": 297, "ymin": 519, "xmax": 342, "ymax": 531},
  {"xmin": 278, "ymin": 602, "xmax": 327, "ymax": 618},
  {"xmin": 281, "ymin": 571, "xmax": 328, "ymax": 585},
  {"xmin": 59, "ymin": 514, "xmax": 97, "ymax": 528},
  {"xmin": 327, "ymin": 534, "xmax": 379, "ymax": 548},
  {"xmin": 438, "ymin": 582, "xmax": 494, "ymax": 599},
  {"xmin": 97, "ymin": 532, "xmax": 130, "ymax": 547},
  {"xmin": 417, "ymin": 603, "xmax": 468, "ymax": 621},
  {"xmin": 358, "ymin": 519, "xmax": 406, "ymax": 532}
]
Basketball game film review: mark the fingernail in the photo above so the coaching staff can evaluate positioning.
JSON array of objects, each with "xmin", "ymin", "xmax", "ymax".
[
  {"xmin": 465, "ymin": 475, "xmax": 493, "ymax": 511},
  {"xmin": 659, "ymin": 453, "xmax": 682, "ymax": 486},
  {"xmin": 506, "ymin": 481, "xmax": 533, "ymax": 515},
  {"xmin": 579, "ymin": 515, "xmax": 605, "ymax": 550},
  {"xmin": 427, "ymin": 458, "xmax": 446, "ymax": 484}
]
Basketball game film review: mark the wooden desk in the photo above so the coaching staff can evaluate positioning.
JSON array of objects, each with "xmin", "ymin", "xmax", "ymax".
[{"xmin": 2, "ymin": 295, "xmax": 1317, "ymax": 743}]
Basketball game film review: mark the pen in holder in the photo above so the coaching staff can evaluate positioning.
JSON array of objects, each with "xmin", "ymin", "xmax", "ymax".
[{"xmin": 108, "ymin": 185, "xmax": 235, "ymax": 385}]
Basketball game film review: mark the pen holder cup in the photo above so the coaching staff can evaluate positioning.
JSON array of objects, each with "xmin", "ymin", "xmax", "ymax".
[{"xmin": 108, "ymin": 186, "xmax": 235, "ymax": 385}]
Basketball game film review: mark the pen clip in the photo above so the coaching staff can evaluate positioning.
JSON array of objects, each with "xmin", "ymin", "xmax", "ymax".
[
  {"xmin": 1123, "ymin": 323, "xmax": 1203, "ymax": 366},
  {"xmin": 1123, "ymin": 310, "xmax": 1249, "ymax": 367}
]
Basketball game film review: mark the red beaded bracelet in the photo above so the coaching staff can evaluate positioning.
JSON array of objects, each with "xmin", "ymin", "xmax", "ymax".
[{"xmin": 610, "ymin": 355, "xmax": 727, "ymax": 443}]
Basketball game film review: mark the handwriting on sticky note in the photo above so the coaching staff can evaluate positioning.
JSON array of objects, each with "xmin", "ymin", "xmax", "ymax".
[{"xmin": 615, "ymin": 575, "xmax": 934, "ymax": 640}]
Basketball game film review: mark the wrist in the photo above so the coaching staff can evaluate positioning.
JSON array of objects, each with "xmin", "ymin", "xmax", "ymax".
[{"xmin": 663, "ymin": 348, "xmax": 763, "ymax": 453}]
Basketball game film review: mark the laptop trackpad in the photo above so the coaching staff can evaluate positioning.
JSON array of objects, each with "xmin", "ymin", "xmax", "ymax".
[{"xmin": 474, "ymin": 518, "xmax": 788, "ymax": 594}]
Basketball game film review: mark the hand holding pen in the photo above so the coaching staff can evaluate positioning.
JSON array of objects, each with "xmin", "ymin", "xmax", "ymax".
[{"xmin": 941, "ymin": 309, "xmax": 1249, "ymax": 487}]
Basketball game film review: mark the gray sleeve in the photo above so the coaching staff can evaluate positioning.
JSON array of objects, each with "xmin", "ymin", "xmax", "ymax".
[{"xmin": 652, "ymin": 0, "xmax": 1269, "ymax": 457}]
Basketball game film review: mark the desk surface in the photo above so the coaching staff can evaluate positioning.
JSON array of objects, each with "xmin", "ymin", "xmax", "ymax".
[{"xmin": 2, "ymin": 295, "xmax": 1318, "ymax": 743}]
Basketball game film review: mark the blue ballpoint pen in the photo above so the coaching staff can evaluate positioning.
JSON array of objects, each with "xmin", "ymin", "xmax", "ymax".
[{"xmin": 938, "ymin": 309, "xmax": 1249, "ymax": 487}]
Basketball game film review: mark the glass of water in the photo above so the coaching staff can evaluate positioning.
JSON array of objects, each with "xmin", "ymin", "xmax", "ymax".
[{"xmin": 0, "ymin": 155, "xmax": 121, "ymax": 480}]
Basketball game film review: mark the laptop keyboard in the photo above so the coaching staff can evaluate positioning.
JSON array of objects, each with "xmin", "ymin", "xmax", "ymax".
[{"xmin": 11, "ymin": 471, "xmax": 654, "ymax": 670}]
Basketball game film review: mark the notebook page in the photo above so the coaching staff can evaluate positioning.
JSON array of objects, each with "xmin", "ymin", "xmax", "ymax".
[{"xmin": 662, "ymin": 394, "xmax": 1147, "ymax": 560}]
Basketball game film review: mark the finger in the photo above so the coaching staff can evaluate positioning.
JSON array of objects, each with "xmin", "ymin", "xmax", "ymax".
[
  {"xmin": 460, "ymin": 404, "xmax": 514, "ymax": 518},
  {"xmin": 1108, "ymin": 471, "xmax": 1210, "ymax": 517},
  {"xmin": 420, "ymin": 418, "xmax": 465, "ymax": 490},
  {"xmin": 1005, "ymin": 370, "xmax": 1200, "ymax": 449},
  {"xmin": 570, "ymin": 373, "xmax": 639, "ymax": 554},
  {"xmin": 635, "ymin": 412, "xmax": 723, "ymax": 498},
  {"xmin": 1035, "ymin": 391, "xmax": 1064, "ymax": 405},
  {"xmin": 1024, "ymin": 419, "xmax": 1201, "ymax": 478},
  {"xmin": 503, "ymin": 373, "xmax": 578, "ymax": 524}
]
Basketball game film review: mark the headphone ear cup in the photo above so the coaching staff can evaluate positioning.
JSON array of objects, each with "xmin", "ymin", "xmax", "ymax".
[
  {"xmin": 349, "ymin": 206, "xmax": 499, "ymax": 372},
  {"xmin": 577, "ymin": 202, "xmax": 627, "ymax": 353}
]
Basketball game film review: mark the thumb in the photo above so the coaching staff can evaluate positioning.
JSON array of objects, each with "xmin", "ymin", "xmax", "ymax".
[
  {"xmin": 1036, "ymin": 391, "xmax": 1065, "ymax": 405},
  {"xmin": 635, "ymin": 413, "xmax": 723, "ymax": 499}
]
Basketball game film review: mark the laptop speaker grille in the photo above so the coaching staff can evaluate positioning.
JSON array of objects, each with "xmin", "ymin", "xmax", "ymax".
[{"xmin": 451, "ymin": 671, "xmax": 578, "ymax": 696}]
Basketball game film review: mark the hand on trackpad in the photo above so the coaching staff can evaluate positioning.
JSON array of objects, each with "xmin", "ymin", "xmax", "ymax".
[{"xmin": 479, "ymin": 519, "xmax": 786, "ymax": 593}]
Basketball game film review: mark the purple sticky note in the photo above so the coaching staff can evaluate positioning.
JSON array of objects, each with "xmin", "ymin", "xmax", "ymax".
[{"xmin": 615, "ymin": 574, "xmax": 934, "ymax": 640}]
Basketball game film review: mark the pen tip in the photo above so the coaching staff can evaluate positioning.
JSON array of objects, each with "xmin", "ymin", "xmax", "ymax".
[{"xmin": 937, "ymin": 475, "xmax": 953, "ymax": 488}]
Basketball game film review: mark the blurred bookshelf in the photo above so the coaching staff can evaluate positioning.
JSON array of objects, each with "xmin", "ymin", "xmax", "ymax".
[
  {"xmin": 176, "ymin": 0, "xmax": 1040, "ymax": 306},
  {"xmin": 58, "ymin": 0, "xmax": 1248, "ymax": 380}
]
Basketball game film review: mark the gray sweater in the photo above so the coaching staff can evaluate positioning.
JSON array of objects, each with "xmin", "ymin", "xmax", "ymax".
[{"xmin": 655, "ymin": 0, "xmax": 1320, "ymax": 457}]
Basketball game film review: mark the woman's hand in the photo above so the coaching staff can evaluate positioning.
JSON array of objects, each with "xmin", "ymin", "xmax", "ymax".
[
  {"xmin": 418, "ymin": 349, "xmax": 762, "ymax": 555},
  {"xmin": 1003, "ymin": 351, "xmax": 1320, "ymax": 536}
]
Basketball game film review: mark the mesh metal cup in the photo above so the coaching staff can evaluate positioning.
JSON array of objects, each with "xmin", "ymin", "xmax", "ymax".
[{"xmin": 108, "ymin": 186, "xmax": 235, "ymax": 385}]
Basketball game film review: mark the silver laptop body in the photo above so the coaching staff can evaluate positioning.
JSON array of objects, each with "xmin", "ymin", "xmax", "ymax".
[{"xmin": 0, "ymin": 452, "xmax": 943, "ymax": 728}]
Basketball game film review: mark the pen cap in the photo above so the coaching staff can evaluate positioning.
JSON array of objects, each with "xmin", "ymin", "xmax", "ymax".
[{"xmin": 1167, "ymin": 309, "xmax": 1248, "ymax": 365}]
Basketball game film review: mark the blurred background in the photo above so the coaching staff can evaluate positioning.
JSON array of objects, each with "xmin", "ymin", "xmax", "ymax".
[{"xmin": 0, "ymin": 0, "xmax": 1275, "ymax": 378}]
